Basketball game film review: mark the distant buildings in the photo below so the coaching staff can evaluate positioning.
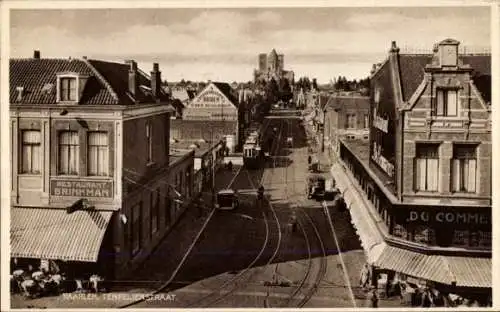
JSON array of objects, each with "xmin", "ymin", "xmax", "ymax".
[
  {"xmin": 9, "ymin": 51, "xmax": 194, "ymax": 280},
  {"xmin": 331, "ymin": 39, "xmax": 491, "ymax": 301},
  {"xmin": 323, "ymin": 95, "xmax": 370, "ymax": 156},
  {"xmin": 171, "ymin": 81, "xmax": 244, "ymax": 152},
  {"xmin": 254, "ymin": 49, "xmax": 294, "ymax": 85}
]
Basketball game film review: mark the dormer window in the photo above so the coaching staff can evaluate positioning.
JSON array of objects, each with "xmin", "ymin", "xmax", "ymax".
[
  {"xmin": 60, "ymin": 77, "xmax": 77, "ymax": 101},
  {"xmin": 56, "ymin": 72, "xmax": 89, "ymax": 104}
]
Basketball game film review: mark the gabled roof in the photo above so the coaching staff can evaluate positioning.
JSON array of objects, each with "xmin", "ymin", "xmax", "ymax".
[
  {"xmin": 398, "ymin": 55, "xmax": 433, "ymax": 102},
  {"xmin": 398, "ymin": 54, "xmax": 491, "ymax": 103},
  {"xmin": 10, "ymin": 57, "xmax": 170, "ymax": 105},
  {"xmin": 211, "ymin": 82, "xmax": 238, "ymax": 106},
  {"xmin": 326, "ymin": 95, "xmax": 370, "ymax": 111}
]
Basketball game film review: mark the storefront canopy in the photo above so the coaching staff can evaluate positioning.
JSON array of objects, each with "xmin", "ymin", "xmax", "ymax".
[
  {"xmin": 330, "ymin": 162, "xmax": 491, "ymax": 289},
  {"xmin": 375, "ymin": 245, "xmax": 491, "ymax": 288},
  {"xmin": 11, "ymin": 207, "xmax": 113, "ymax": 262}
]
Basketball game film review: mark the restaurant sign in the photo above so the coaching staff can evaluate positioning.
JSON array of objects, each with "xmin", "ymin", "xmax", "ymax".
[{"xmin": 51, "ymin": 180, "xmax": 113, "ymax": 198}]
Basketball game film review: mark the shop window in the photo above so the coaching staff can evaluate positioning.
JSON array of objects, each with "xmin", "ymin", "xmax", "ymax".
[
  {"xmin": 87, "ymin": 132, "xmax": 109, "ymax": 176},
  {"xmin": 20, "ymin": 130, "xmax": 41, "ymax": 174},
  {"xmin": 469, "ymin": 231, "xmax": 479, "ymax": 247},
  {"xmin": 58, "ymin": 131, "xmax": 79, "ymax": 175},
  {"xmin": 414, "ymin": 144, "xmax": 440, "ymax": 192},
  {"xmin": 393, "ymin": 224, "xmax": 407, "ymax": 239},
  {"xmin": 479, "ymin": 231, "xmax": 491, "ymax": 248},
  {"xmin": 432, "ymin": 89, "xmax": 458, "ymax": 117},
  {"xmin": 451, "ymin": 145, "xmax": 477, "ymax": 193},
  {"xmin": 452, "ymin": 230, "xmax": 469, "ymax": 247}
]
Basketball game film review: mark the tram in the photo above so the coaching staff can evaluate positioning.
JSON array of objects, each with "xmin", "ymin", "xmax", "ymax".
[{"xmin": 243, "ymin": 135, "xmax": 264, "ymax": 169}]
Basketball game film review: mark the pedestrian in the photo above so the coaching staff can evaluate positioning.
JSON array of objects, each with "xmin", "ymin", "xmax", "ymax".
[
  {"xmin": 308, "ymin": 155, "xmax": 312, "ymax": 165},
  {"xmin": 368, "ymin": 288, "xmax": 379, "ymax": 308}
]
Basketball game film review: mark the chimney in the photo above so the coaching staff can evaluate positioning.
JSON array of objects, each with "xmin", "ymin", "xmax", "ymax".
[
  {"xmin": 151, "ymin": 63, "xmax": 161, "ymax": 101},
  {"xmin": 33, "ymin": 50, "xmax": 40, "ymax": 59},
  {"xmin": 126, "ymin": 60, "xmax": 138, "ymax": 98},
  {"xmin": 390, "ymin": 41, "xmax": 400, "ymax": 53}
]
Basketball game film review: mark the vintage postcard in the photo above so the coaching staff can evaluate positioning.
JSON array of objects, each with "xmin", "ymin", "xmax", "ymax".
[{"xmin": 1, "ymin": 0, "xmax": 497, "ymax": 310}]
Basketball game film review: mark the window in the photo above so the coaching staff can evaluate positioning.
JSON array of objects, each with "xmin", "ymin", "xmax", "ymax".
[
  {"xmin": 433, "ymin": 89, "xmax": 458, "ymax": 117},
  {"xmin": 151, "ymin": 190, "xmax": 160, "ymax": 236},
  {"xmin": 131, "ymin": 202, "xmax": 142, "ymax": 256},
  {"xmin": 452, "ymin": 230, "xmax": 469, "ymax": 247},
  {"xmin": 20, "ymin": 130, "xmax": 41, "ymax": 174},
  {"xmin": 363, "ymin": 114, "xmax": 369, "ymax": 129},
  {"xmin": 58, "ymin": 131, "xmax": 79, "ymax": 175},
  {"xmin": 452, "ymin": 145, "xmax": 477, "ymax": 193},
  {"xmin": 60, "ymin": 77, "xmax": 77, "ymax": 101},
  {"xmin": 345, "ymin": 114, "xmax": 356, "ymax": 129},
  {"xmin": 414, "ymin": 144, "xmax": 439, "ymax": 192},
  {"xmin": 146, "ymin": 122, "xmax": 153, "ymax": 163},
  {"xmin": 87, "ymin": 132, "xmax": 109, "ymax": 176}
]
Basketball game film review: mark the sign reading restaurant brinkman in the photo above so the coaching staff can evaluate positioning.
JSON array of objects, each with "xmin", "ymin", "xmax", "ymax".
[{"xmin": 50, "ymin": 180, "xmax": 113, "ymax": 198}]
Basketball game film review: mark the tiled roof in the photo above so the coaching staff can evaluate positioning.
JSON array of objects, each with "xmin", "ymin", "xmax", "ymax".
[
  {"xmin": 326, "ymin": 95, "xmax": 370, "ymax": 111},
  {"xmin": 398, "ymin": 55, "xmax": 433, "ymax": 102},
  {"xmin": 212, "ymin": 82, "xmax": 238, "ymax": 107},
  {"xmin": 10, "ymin": 58, "xmax": 117, "ymax": 105},
  {"xmin": 11, "ymin": 207, "xmax": 113, "ymax": 262},
  {"xmin": 462, "ymin": 55, "xmax": 491, "ymax": 104},
  {"xmin": 10, "ymin": 58, "xmax": 170, "ymax": 105},
  {"xmin": 88, "ymin": 59, "xmax": 170, "ymax": 105},
  {"xmin": 398, "ymin": 54, "xmax": 491, "ymax": 103}
]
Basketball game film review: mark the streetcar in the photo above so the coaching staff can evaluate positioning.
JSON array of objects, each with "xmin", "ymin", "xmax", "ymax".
[
  {"xmin": 215, "ymin": 189, "xmax": 239, "ymax": 210},
  {"xmin": 243, "ymin": 135, "xmax": 264, "ymax": 169}
]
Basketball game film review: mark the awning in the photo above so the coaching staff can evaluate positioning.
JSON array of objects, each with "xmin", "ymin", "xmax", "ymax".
[
  {"xmin": 375, "ymin": 245, "xmax": 491, "ymax": 288},
  {"xmin": 331, "ymin": 163, "xmax": 385, "ymax": 261},
  {"xmin": 11, "ymin": 207, "xmax": 113, "ymax": 262}
]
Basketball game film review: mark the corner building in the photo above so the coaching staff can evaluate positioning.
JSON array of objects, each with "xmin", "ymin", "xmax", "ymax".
[
  {"xmin": 331, "ymin": 39, "xmax": 491, "ymax": 300},
  {"xmin": 10, "ymin": 51, "xmax": 193, "ymax": 280}
]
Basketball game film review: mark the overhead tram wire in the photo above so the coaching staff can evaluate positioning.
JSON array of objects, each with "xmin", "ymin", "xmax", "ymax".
[
  {"xmin": 118, "ymin": 162, "xmax": 243, "ymax": 309},
  {"xmin": 192, "ymin": 116, "xmax": 285, "ymax": 307}
]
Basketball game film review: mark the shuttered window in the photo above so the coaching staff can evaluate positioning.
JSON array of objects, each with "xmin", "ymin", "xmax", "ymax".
[
  {"xmin": 452, "ymin": 145, "xmax": 477, "ymax": 193},
  {"xmin": 414, "ymin": 144, "xmax": 440, "ymax": 192}
]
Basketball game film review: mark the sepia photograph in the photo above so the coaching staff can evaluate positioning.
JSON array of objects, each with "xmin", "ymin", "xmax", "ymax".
[{"xmin": 2, "ymin": 1, "xmax": 495, "ymax": 310}]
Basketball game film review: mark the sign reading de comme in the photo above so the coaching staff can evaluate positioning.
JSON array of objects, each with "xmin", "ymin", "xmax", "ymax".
[{"xmin": 50, "ymin": 180, "xmax": 113, "ymax": 198}]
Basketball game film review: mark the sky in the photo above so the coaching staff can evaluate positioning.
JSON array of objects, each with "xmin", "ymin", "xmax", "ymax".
[{"xmin": 10, "ymin": 6, "xmax": 491, "ymax": 84}]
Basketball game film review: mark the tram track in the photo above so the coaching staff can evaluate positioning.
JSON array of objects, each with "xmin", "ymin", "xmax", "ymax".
[
  {"xmin": 118, "ymin": 165, "xmax": 243, "ymax": 309},
  {"xmin": 270, "ymin": 118, "xmax": 328, "ymax": 308},
  {"xmin": 183, "ymin": 117, "xmax": 284, "ymax": 308}
]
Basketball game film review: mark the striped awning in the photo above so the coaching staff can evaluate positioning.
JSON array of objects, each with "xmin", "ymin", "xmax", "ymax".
[
  {"xmin": 375, "ymin": 245, "xmax": 491, "ymax": 288},
  {"xmin": 11, "ymin": 207, "xmax": 113, "ymax": 262}
]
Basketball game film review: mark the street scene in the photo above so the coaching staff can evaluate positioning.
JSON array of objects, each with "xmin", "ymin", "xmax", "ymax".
[{"xmin": 7, "ymin": 4, "xmax": 492, "ymax": 310}]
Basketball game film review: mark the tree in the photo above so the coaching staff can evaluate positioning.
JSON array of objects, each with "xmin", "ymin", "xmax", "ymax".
[
  {"xmin": 280, "ymin": 78, "xmax": 293, "ymax": 103},
  {"xmin": 265, "ymin": 78, "xmax": 280, "ymax": 104},
  {"xmin": 312, "ymin": 78, "xmax": 318, "ymax": 91}
]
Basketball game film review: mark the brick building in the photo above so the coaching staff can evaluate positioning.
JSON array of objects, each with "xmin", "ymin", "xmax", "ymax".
[
  {"xmin": 9, "ymin": 51, "xmax": 193, "ymax": 280},
  {"xmin": 331, "ymin": 39, "xmax": 491, "ymax": 300},
  {"xmin": 172, "ymin": 81, "xmax": 246, "ymax": 152},
  {"xmin": 170, "ymin": 139, "xmax": 225, "ymax": 196},
  {"xmin": 323, "ymin": 95, "xmax": 370, "ymax": 156}
]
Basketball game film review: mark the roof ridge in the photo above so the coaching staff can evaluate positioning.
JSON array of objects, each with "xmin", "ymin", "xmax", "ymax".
[{"xmin": 82, "ymin": 58, "xmax": 120, "ymax": 103}]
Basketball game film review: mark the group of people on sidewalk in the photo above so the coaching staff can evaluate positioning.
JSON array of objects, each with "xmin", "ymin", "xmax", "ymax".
[
  {"xmin": 10, "ymin": 259, "xmax": 105, "ymax": 299},
  {"xmin": 358, "ymin": 263, "xmax": 489, "ymax": 308}
]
